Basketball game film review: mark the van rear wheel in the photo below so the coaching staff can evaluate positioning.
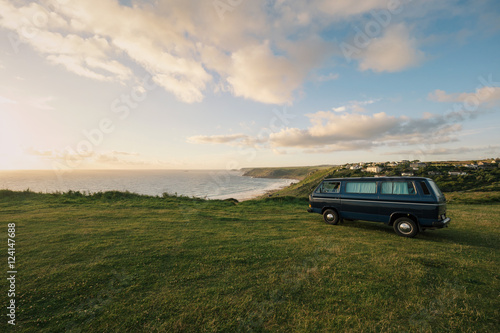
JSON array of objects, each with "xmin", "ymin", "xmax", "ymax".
[
  {"xmin": 393, "ymin": 217, "xmax": 418, "ymax": 238},
  {"xmin": 323, "ymin": 209, "xmax": 340, "ymax": 225}
]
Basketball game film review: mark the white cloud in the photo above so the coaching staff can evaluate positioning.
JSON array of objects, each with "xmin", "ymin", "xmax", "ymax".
[
  {"xmin": 385, "ymin": 145, "xmax": 500, "ymax": 156},
  {"xmin": 25, "ymin": 147, "xmax": 153, "ymax": 167},
  {"xmin": 187, "ymin": 134, "xmax": 250, "ymax": 145},
  {"xmin": 188, "ymin": 106, "xmax": 474, "ymax": 154},
  {"xmin": 332, "ymin": 99, "xmax": 379, "ymax": 113},
  {"xmin": 317, "ymin": 73, "xmax": 339, "ymax": 82},
  {"xmin": 28, "ymin": 96, "xmax": 56, "ymax": 110},
  {"xmin": 429, "ymin": 86, "xmax": 500, "ymax": 107},
  {"xmin": 269, "ymin": 111, "xmax": 401, "ymax": 148},
  {"xmin": 316, "ymin": 0, "xmax": 388, "ymax": 18},
  {"xmin": 0, "ymin": 95, "xmax": 17, "ymax": 104},
  {"xmin": 227, "ymin": 41, "xmax": 301, "ymax": 104},
  {"xmin": 357, "ymin": 24, "xmax": 425, "ymax": 72},
  {"xmin": 0, "ymin": 0, "xmax": 428, "ymax": 105}
]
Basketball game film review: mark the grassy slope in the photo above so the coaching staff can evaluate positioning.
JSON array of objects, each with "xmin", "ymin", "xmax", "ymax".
[
  {"xmin": 0, "ymin": 191, "xmax": 499, "ymax": 332},
  {"xmin": 241, "ymin": 166, "xmax": 333, "ymax": 180},
  {"xmin": 265, "ymin": 167, "xmax": 336, "ymax": 198}
]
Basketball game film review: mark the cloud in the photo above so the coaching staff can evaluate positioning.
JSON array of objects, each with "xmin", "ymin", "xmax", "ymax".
[
  {"xmin": 28, "ymin": 96, "xmax": 56, "ymax": 110},
  {"xmin": 187, "ymin": 134, "xmax": 250, "ymax": 145},
  {"xmin": 25, "ymin": 147, "xmax": 57, "ymax": 157},
  {"xmin": 0, "ymin": 1, "xmax": 132, "ymax": 83},
  {"xmin": 315, "ymin": 0, "xmax": 388, "ymax": 17},
  {"xmin": 188, "ymin": 106, "xmax": 474, "ymax": 154},
  {"xmin": 24, "ymin": 147, "xmax": 150, "ymax": 167},
  {"xmin": 384, "ymin": 145, "xmax": 500, "ymax": 156},
  {"xmin": 93, "ymin": 151, "xmax": 148, "ymax": 166},
  {"xmin": 0, "ymin": 95, "xmax": 17, "ymax": 104},
  {"xmin": 269, "ymin": 111, "xmax": 401, "ymax": 149},
  {"xmin": 357, "ymin": 24, "xmax": 425, "ymax": 72},
  {"xmin": 317, "ymin": 73, "xmax": 339, "ymax": 82},
  {"xmin": 227, "ymin": 40, "xmax": 317, "ymax": 104},
  {"xmin": 429, "ymin": 86, "xmax": 500, "ymax": 107},
  {"xmin": 187, "ymin": 133, "xmax": 266, "ymax": 148},
  {"xmin": 332, "ymin": 106, "xmax": 346, "ymax": 113},
  {"xmin": 0, "ymin": 0, "xmax": 432, "ymax": 105},
  {"xmin": 332, "ymin": 99, "xmax": 380, "ymax": 113}
]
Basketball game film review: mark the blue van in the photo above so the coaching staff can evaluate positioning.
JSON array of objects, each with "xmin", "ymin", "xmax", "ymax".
[{"xmin": 307, "ymin": 177, "xmax": 450, "ymax": 237}]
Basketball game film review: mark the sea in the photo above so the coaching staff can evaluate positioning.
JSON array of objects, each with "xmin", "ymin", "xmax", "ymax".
[{"xmin": 0, "ymin": 170, "xmax": 296, "ymax": 201}]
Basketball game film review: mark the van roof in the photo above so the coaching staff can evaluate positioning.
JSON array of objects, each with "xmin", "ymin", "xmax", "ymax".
[{"xmin": 322, "ymin": 177, "xmax": 432, "ymax": 181}]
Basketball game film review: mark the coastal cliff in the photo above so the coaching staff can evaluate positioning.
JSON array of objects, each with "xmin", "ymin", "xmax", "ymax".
[{"xmin": 241, "ymin": 166, "xmax": 333, "ymax": 180}]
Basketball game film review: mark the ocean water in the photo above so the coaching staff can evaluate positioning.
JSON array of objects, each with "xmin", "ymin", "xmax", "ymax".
[{"xmin": 0, "ymin": 170, "xmax": 295, "ymax": 201}]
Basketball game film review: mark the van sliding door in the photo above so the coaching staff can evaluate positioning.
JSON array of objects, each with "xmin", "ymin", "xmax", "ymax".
[{"xmin": 341, "ymin": 181, "xmax": 383, "ymax": 221}]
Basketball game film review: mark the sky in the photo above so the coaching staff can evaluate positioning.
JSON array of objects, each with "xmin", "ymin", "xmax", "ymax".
[{"xmin": 0, "ymin": 0, "xmax": 499, "ymax": 171}]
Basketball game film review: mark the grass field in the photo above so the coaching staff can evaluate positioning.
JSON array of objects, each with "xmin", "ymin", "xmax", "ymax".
[{"xmin": 0, "ymin": 190, "xmax": 499, "ymax": 332}]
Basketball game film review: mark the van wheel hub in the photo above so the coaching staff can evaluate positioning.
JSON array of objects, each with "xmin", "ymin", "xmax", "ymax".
[{"xmin": 399, "ymin": 222, "xmax": 412, "ymax": 233}]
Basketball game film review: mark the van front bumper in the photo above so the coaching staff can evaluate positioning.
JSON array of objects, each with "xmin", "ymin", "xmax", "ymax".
[{"xmin": 432, "ymin": 217, "xmax": 451, "ymax": 228}]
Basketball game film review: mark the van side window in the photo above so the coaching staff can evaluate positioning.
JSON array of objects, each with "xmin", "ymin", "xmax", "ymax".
[
  {"xmin": 420, "ymin": 181, "xmax": 431, "ymax": 195},
  {"xmin": 316, "ymin": 181, "xmax": 341, "ymax": 193},
  {"xmin": 381, "ymin": 181, "xmax": 416, "ymax": 195},
  {"xmin": 345, "ymin": 182, "xmax": 377, "ymax": 194}
]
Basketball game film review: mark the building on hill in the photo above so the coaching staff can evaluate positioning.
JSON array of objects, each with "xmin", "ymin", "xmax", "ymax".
[
  {"xmin": 366, "ymin": 166, "xmax": 383, "ymax": 173},
  {"xmin": 401, "ymin": 172, "xmax": 414, "ymax": 176},
  {"xmin": 463, "ymin": 164, "xmax": 478, "ymax": 169},
  {"xmin": 478, "ymin": 162, "xmax": 495, "ymax": 170},
  {"xmin": 410, "ymin": 162, "xmax": 427, "ymax": 168},
  {"xmin": 449, "ymin": 171, "xmax": 468, "ymax": 176}
]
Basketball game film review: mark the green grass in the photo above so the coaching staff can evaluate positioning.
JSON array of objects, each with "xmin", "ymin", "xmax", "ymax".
[{"xmin": 0, "ymin": 191, "xmax": 499, "ymax": 332}]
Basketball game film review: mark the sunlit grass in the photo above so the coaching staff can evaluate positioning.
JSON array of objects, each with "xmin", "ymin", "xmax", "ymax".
[{"xmin": 0, "ymin": 191, "xmax": 498, "ymax": 332}]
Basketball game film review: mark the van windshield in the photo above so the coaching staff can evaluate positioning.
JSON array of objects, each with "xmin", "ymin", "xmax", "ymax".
[{"xmin": 428, "ymin": 180, "xmax": 445, "ymax": 200}]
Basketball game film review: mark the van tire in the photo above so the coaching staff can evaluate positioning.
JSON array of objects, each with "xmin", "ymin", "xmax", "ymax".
[
  {"xmin": 393, "ymin": 217, "xmax": 418, "ymax": 238},
  {"xmin": 323, "ymin": 209, "xmax": 340, "ymax": 225}
]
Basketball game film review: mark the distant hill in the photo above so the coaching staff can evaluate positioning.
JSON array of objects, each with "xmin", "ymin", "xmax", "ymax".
[{"xmin": 241, "ymin": 166, "xmax": 334, "ymax": 180}]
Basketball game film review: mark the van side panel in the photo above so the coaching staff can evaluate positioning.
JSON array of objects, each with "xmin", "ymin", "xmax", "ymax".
[
  {"xmin": 340, "ymin": 180, "xmax": 385, "ymax": 222},
  {"xmin": 340, "ymin": 194, "xmax": 385, "ymax": 222},
  {"xmin": 419, "ymin": 203, "xmax": 445, "ymax": 227},
  {"xmin": 377, "ymin": 195, "xmax": 422, "ymax": 224},
  {"xmin": 311, "ymin": 195, "xmax": 341, "ymax": 214}
]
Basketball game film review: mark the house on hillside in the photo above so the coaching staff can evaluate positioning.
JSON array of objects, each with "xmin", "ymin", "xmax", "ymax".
[
  {"xmin": 448, "ymin": 171, "xmax": 468, "ymax": 176},
  {"xmin": 410, "ymin": 162, "xmax": 427, "ymax": 168},
  {"xmin": 401, "ymin": 172, "xmax": 414, "ymax": 176},
  {"xmin": 366, "ymin": 166, "xmax": 383, "ymax": 173},
  {"xmin": 463, "ymin": 164, "xmax": 478, "ymax": 169},
  {"xmin": 478, "ymin": 162, "xmax": 495, "ymax": 170}
]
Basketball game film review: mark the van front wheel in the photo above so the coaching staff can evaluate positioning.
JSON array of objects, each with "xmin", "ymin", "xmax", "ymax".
[
  {"xmin": 323, "ymin": 209, "xmax": 340, "ymax": 225},
  {"xmin": 393, "ymin": 217, "xmax": 418, "ymax": 238}
]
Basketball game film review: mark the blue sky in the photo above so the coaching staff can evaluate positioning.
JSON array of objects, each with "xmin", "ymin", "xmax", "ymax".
[{"xmin": 0, "ymin": 0, "xmax": 499, "ymax": 171}]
